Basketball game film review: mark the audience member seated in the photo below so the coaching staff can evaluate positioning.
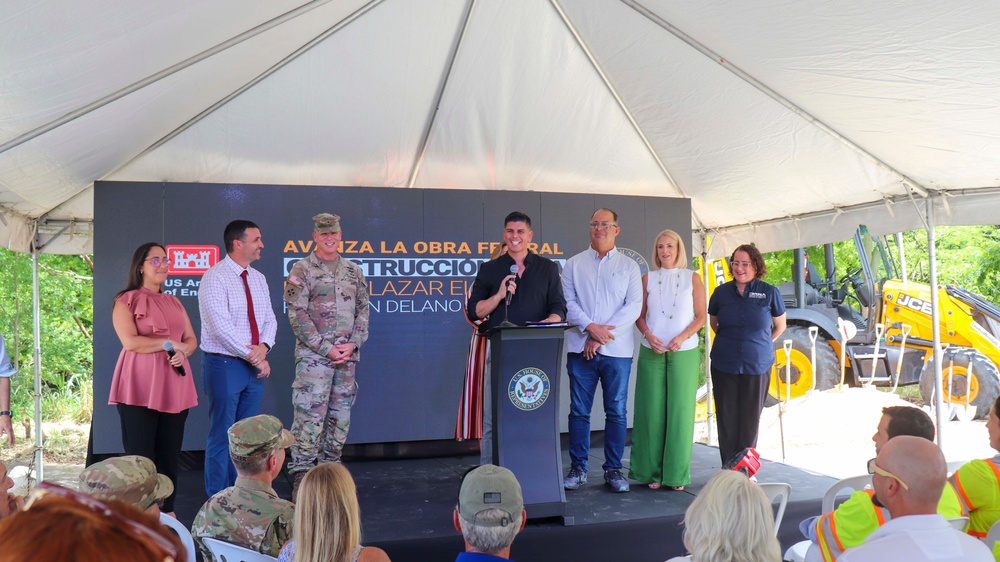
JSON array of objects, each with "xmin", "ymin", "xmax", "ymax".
[
  {"xmin": 0, "ymin": 459, "xmax": 24, "ymax": 521},
  {"xmin": 665, "ymin": 469, "xmax": 781, "ymax": 562},
  {"xmin": 839, "ymin": 436, "xmax": 991, "ymax": 561},
  {"xmin": 453, "ymin": 464, "xmax": 526, "ymax": 561},
  {"xmin": 191, "ymin": 414, "xmax": 295, "ymax": 561},
  {"xmin": 78, "ymin": 455, "xmax": 173, "ymax": 516},
  {"xmin": 803, "ymin": 405, "xmax": 962, "ymax": 561},
  {"xmin": 0, "ymin": 481, "xmax": 186, "ymax": 562},
  {"xmin": 277, "ymin": 463, "xmax": 390, "ymax": 562},
  {"xmin": 950, "ymin": 395, "xmax": 1000, "ymax": 546}
]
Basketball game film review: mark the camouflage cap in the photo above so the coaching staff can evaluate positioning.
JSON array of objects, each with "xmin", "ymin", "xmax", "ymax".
[
  {"xmin": 78, "ymin": 455, "xmax": 173, "ymax": 511},
  {"xmin": 313, "ymin": 213, "xmax": 341, "ymax": 234},
  {"xmin": 228, "ymin": 414, "xmax": 295, "ymax": 461},
  {"xmin": 458, "ymin": 464, "xmax": 523, "ymax": 527}
]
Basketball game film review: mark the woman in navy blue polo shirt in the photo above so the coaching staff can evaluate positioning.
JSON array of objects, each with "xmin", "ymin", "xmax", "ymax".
[{"xmin": 707, "ymin": 244, "xmax": 786, "ymax": 466}]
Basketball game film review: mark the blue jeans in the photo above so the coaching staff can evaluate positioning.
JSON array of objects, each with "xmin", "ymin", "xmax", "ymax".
[
  {"xmin": 567, "ymin": 352, "xmax": 633, "ymax": 472},
  {"xmin": 202, "ymin": 353, "xmax": 264, "ymax": 496}
]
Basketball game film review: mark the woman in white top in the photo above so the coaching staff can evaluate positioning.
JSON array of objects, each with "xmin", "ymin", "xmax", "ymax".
[{"xmin": 630, "ymin": 229, "xmax": 706, "ymax": 490}]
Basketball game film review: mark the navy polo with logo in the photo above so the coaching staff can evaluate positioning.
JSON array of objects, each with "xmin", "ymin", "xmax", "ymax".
[{"xmin": 708, "ymin": 279, "xmax": 786, "ymax": 375}]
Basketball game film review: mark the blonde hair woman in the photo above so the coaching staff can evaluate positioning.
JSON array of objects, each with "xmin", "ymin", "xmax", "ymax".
[
  {"xmin": 631, "ymin": 229, "xmax": 706, "ymax": 491},
  {"xmin": 278, "ymin": 464, "xmax": 390, "ymax": 562},
  {"xmin": 666, "ymin": 470, "xmax": 781, "ymax": 562}
]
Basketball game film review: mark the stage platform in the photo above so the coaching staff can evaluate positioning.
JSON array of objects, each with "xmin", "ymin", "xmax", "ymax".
[{"xmin": 172, "ymin": 439, "xmax": 837, "ymax": 562}]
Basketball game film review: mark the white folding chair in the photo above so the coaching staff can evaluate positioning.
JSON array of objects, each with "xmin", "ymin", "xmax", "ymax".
[
  {"xmin": 983, "ymin": 519, "xmax": 1000, "ymax": 549},
  {"xmin": 202, "ymin": 537, "xmax": 277, "ymax": 562},
  {"xmin": 758, "ymin": 482, "xmax": 791, "ymax": 536},
  {"xmin": 159, "ymin": 513, "xmax": 196, "ymax": 562},
  {"xmin": 946, "ymin": 516, "xmax": 969, "ymax": 532},
  {"xmin": 821, "ymin": 474, "xmax": 871, "ymax": 513}
]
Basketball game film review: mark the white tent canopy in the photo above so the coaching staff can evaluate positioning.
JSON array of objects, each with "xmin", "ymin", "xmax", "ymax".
[{"xmin": 2, "ymin": 0, "xmax": 999, "ymax": 256}]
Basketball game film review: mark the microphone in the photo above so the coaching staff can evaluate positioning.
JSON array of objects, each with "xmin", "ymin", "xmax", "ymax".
[
  {"xmin": 505, "ymin": 264, "xmax": 519, "ymax": 308},
  {"xmin": 163, "ymin": 341, "xmax": 187, "ymax": 377}
]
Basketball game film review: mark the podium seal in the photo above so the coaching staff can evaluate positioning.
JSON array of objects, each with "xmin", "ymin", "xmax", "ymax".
[{"xmin": 508, "ymin": 367, "xmax": 550, "ymax": 411}]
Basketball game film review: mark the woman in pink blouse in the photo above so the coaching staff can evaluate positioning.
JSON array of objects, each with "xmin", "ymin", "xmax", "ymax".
[{"xmin": 110, "ymin": 242, "xmax": 198, "ymax": 515}]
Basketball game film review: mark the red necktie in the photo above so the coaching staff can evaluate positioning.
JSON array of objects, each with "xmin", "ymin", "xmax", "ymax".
[{"xmin": 241, "ymin": 270, "xmax": 260, "ymax": 346}]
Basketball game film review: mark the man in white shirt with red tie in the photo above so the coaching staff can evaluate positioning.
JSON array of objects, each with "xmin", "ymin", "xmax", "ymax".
[{"xmin": 199, "ymin": 219, "xmax": 278, "ymax": 496}]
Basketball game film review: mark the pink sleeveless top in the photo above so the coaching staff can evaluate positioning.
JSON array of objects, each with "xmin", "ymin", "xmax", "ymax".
[{"xmin": 108, "ymin": 288, "xmax": 198, "ymax": 413}]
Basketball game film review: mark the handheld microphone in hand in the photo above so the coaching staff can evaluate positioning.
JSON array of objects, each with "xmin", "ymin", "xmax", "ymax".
[
  {"xmin": 505, "ymin": 264, "xmax": 519, "ymax": 307},
  {"xmin": 162, "ymin": 341, "xmax": 187, "ymax": 377}
]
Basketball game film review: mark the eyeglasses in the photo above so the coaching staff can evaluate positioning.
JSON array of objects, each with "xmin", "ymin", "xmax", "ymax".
[
  {"xmin": 730, "ymin": 261, "xmax": 753, "ymax": 268},
  {"xmin": 24, "ymin": 481, "xmax": 178, "ymax": 562},
  {"xmin": 867, "ymin": 458, "xmax": 909, "ymax": 491},
  {"xmin": 589, "ymin": 221, "xmax": 618, "ymax": 230},
  {"xmin": 145, "ymin": 257, "xmax": 172, "ymax": 267}
]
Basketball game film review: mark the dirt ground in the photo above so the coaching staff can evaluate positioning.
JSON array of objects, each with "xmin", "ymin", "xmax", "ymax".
[{"xmin": 696, "ymin": 386, "xmax": 996, "ymax": 478}]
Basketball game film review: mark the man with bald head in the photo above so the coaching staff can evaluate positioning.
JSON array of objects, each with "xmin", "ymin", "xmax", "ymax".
[{"xmin": 839, "ymin": 435, "xmax": 991, "ymax": 561}]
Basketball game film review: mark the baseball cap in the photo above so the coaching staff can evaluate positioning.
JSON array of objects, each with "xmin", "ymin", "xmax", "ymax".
[
  {"xmin": 313, "ymin": 213, "xmax": 341, "ymax": 234},
  {"xmin": 458, "ymin": 464, "xmax": 524, "ymax": 527},
  {"xmin": 228, "ymin": 414, "xmax": 294, "ymax": 461},
  {"xmin": 78, "ymin": 455, "xmax": 173, "ymax": 511}
]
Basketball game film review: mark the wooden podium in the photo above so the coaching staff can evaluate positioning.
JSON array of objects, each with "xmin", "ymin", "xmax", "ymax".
[{"xmin": 487, "ymin": 324, "xmax": 571, "ymax": 524}]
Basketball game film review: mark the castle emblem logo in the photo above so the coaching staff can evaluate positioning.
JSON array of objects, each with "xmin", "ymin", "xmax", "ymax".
[
  {"xmin": 166, "ymin": 245, "xmax": 219, "ymax": 275},
  {"xmin": 508, "ymin": 367, "xmax": 550, "ymax": 411}
]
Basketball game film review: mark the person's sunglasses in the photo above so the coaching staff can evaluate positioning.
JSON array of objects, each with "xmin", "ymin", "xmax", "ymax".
[
  {"xmin": 145, "ymin": 257, "xmax": 172, "ymax": 267},
  {"xmin": 867, "ymin": 457, "xmax": 909, "ymax": 490},
  {"xmin": 24, "ymin": 481, "xmax": 179, "ymax": 562}
]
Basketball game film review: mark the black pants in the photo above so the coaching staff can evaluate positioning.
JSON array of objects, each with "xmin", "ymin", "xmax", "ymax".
[
  {"xmin": 711, "ymin": 367, "xmax": 770, "ymax": 465},
  {"xmin": 116, "ymin": 404, "xmax": 189, "ymax": 512}
]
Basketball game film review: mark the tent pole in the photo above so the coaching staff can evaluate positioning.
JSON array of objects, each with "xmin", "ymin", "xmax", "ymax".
[
  {"xmin": 925, "ymin": 198, "xmax": 945, "ymax": 448},
  {"xmin": 896, "ymin": 232, "xmax": 907, "ymax": 283},
  {"xmin": 701, "ymin": 232, "xmax": 714, "ymax": 447},
  {"xmin": 31, "ymin": 232, "xmax": 43, "ymax": 482}
]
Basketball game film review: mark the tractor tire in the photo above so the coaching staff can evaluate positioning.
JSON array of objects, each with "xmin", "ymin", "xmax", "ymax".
[
  {"xmin": 919, "ymin": 347, "xmax": 1000, "ymax": 420},
  {"xmin": 766, "ymin": 325, "xmax": 840, "ymax": 407}
]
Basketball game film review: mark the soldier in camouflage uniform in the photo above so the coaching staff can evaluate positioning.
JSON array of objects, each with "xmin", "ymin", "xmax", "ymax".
[
  {"xmin": 284, "ymin": 213, "xmax": 369, "ymax": 496},
  {"xmin": 190, "ymin": 414, "xmax": 295, "ymax": 561},
  {"xmin": 78, "ymin": 455, "xmax": 173, "ymax": 514}
]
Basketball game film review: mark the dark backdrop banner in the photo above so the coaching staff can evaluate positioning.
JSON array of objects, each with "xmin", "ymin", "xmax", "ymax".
[{"xmin": 93, "ymin": 181, "xmax": 691, "ymax": 453}]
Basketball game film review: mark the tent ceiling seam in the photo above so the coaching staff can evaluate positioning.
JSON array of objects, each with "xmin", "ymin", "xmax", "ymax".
[
  {"xmin": 696, "ymin": 186, "xmax": 1000, "ymax": 239},
  {"xmin": 101, "ymin": 0, "xmax": 384, "ymax": 186},
  {"xmin": 0, "ymin": 0, "xmax": 340, "ymax": 156},
  {"xmin": 548, "ymin": 0, "xmax": 705, "ymax": 229},
  {"xmin": 621, "ymin": 0, "xmax": 932, "ymax": 200},
  {"xmin": 407, "ymin": 0, "xmax": 477, "ymax": 188}
]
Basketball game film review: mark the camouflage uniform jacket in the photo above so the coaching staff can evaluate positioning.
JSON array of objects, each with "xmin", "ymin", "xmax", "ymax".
[
  {"xmin": 285, "ymin": 252, "xmax": 370, "ymax": 361},
  {"xmin": 190, "ymin": 477, "xmax": 295, "ymax": 561}
]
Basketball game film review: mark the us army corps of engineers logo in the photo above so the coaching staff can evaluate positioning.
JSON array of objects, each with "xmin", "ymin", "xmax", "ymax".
[{"xmin": 508, "ymin": 367, "xmax": 551, "ymax": 411}]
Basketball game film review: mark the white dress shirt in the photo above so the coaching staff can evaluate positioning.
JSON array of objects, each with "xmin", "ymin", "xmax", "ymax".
[
  {"xmin": 839, "ymin": 514, "xmax": 992, "ymax": 562},
  {"xmin": 0, "ymin": 333, "xmax": 16, "ymax": 378},
  {"xmin": 198, "ymin": 255, "xmax": 277, "ymax": 357},
  {"xmin": 561, "ymin": 246, "xmax": 643, "ymax": 358}
]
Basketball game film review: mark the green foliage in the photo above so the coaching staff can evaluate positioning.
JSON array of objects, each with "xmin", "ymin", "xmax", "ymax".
[
  {"xmin": 0, "ymin": 248, "xmax": 93, "ymax": 423},
  {"xmin": 759, "ymin": 226, "xmax": 1000, "ymax": 304}
]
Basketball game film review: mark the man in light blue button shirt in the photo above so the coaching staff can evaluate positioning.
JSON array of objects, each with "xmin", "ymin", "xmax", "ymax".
[{"xmin": 560, "ymin": 208, "xmax": 643, "ymax": 493}]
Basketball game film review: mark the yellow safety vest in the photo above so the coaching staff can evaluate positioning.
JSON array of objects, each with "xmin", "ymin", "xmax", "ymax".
[
  {"xmin": 816, "ymin": 483, "xmax": 963, "ymax": 561},
  {"xmin": 950, "ymin": 456, "xmax": 1000, "ymax": 538}
]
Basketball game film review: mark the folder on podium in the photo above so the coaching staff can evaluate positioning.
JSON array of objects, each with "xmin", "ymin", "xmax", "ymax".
[{"xmin": 486, "ymin": 324, "xmax": 571, "ymax": 524}]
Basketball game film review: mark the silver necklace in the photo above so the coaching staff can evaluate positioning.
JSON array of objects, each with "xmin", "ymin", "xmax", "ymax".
[{"xmin": 656, "ymin": 268, "xmax": 680, "ymax": 319}]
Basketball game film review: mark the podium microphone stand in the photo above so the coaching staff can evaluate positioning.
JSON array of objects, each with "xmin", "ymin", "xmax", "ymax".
[{"xmin": 486, "ymin": 323, "xmax": 571, "ymax": 524}]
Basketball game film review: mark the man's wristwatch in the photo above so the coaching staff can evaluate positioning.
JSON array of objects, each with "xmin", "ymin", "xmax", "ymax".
[{"xmin": 0, "ymin": 411, "xmax": 11, "ymax": 417}]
